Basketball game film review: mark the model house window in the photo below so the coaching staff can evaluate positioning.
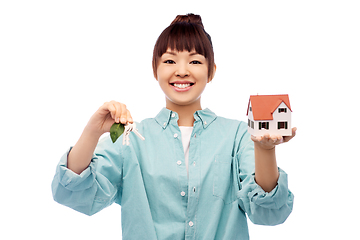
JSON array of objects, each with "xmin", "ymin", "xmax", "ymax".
[
  {"xmin": 278, "ymin": 122, "xmax": 288, "ymax": 129},
  {"xmin": 278, "ymin": 108, "xmax": 287, "ymax": 113},
  {"xmin": 259, "ymin": 122, "xmax": 269, "ymax": 130},
  {"xmin": 248, "ymin": 120, "xmax": 255, "ymax": 129},
  {"xmin": 249, "ymin": 107, "xmax": 252, "ymax": 112}
]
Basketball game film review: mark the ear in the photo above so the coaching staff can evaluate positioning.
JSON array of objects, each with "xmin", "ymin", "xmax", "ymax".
[{"xmin": 207, "ymin": 64, "xmax": 217, "ymax": 83}]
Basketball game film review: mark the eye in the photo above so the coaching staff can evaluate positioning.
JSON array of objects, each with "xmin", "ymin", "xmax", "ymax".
[
  {"xmin": 190, "ymin": 60, "xmax": 202, "ymax": 64},
  {"xmin": 164, "ymin": 60, "xmax": 175, "ymax": 64}
]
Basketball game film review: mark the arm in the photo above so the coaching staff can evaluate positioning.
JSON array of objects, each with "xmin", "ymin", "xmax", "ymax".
[
  {"xmin": 254, "ymin": 145, "xmax": 279, "ymax": 192},
  {"xmin": 67, "ymin": 127, "xmax": 102, "ymax": 174},
  {"xmin": 52, "ymin": 101, "xmax": 133, "ymax": 215},
  {"xmin": 68, "ymin": 101, "xmax": 133, "ymax": 174},
  {"xmin": 237, "ymin": 126, "xmax": 296, "ymax": 226},
  {"xmin": 252, "ymin": 128, "xmax": 297, "ymax": 192}
]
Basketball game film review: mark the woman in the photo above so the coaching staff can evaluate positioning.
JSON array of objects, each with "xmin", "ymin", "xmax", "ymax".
[{"xmin": 52, "ymin": 13, "xmax": 295, "ymax": 239}]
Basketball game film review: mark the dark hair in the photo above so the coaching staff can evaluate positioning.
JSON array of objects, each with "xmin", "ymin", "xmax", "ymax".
[{"xmin": 152, "ymin": 14, "xmax": 215, "ymax": 79}]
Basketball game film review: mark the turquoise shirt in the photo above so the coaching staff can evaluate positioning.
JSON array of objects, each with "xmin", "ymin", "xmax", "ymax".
[{"xmin": 52, "ymin": 108, "xmax": 294, "ymax": 240}]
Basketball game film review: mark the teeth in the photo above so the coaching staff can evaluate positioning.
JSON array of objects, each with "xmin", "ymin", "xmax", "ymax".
[{"xmin": 173, "ymin": 83, "xmax": 191, "ymax": 88}]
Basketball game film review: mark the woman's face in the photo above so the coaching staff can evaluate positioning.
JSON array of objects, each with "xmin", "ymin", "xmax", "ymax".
[{"xmin": 156, "ymin": 48, "xmax": 211, "ymax": 109}]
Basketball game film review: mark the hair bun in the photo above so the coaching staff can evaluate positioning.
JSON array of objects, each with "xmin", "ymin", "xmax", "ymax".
[{"xmin": 171, "ymin": 13, "xmax": 204, "ymax": 28}]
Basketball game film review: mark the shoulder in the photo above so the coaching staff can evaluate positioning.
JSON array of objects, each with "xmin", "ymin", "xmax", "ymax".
[
  {"xmin": 139, "ymin": 117, "xmax": 156, "ymax": 125},
  {"xmin": 137, "ymin": 117, "xmax": 160, "ymax": 130},
  {"xmin": 215, "ymin": 115, "xmax": 248, "ymax": 133},
  {"xmin": 214, "ymin": 115, "xmax": 253, "ymax": 151}
]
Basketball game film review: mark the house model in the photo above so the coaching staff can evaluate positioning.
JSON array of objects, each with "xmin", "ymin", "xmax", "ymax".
[{"xmin": 246, "ymin": 94, "xmax": 292, "ymax": 137}]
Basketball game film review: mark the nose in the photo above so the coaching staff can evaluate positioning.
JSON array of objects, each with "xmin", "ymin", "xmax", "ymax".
[{"xmin": 175, "ymin": 63, "xmax": 189, "ymax": 78}]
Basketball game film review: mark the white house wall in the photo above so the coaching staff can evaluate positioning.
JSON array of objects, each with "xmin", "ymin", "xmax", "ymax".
[
  {"xmin": 247, "ymin": 102, "xmax": 292, "ymax": 137},
  {"xmin": 269, "ymin": 102, "xmax": 292, "ymax": 136},
  {"xmin": 247, "ymin": 102, "xmax": 255, "ymax": 136}
]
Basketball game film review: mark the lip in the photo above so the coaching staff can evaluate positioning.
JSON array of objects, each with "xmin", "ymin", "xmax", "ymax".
[{"xmin": 169, "ymin": 81, "xmax": 195, "ymax": 92}]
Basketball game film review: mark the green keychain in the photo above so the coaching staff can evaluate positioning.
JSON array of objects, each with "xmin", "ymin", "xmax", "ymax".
[
  {"xmin": 110, "ymin": 122, "xmax": 145, "ymax": 144},
  {"xmin": 110, "ymin": 122, "xmax": 125, "ymax": 143}
]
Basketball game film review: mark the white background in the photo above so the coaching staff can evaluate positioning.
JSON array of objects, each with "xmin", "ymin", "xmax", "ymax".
[{"xmin": 1, "ymin": 1, "xmax": 359, "ymax": 239}]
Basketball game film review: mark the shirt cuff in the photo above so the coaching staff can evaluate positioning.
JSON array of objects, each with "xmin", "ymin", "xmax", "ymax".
[
  {"xmin": 237, "ymin": 168, "xmax": 291, "ymax": 210},
  {"xmin": 55, "ymin": 147, "xmax": 98, "ymax": 191}
]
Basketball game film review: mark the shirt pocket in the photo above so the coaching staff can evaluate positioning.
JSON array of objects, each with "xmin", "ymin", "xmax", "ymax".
[{"xmin": 213, "ymin": 154, "xmax": 238, "ymax": 204}]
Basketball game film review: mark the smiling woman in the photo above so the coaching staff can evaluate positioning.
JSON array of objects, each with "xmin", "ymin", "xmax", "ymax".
[
  {"xmin": 151, "ymin": 15, "xmax": 217, "ymax": 125},
  {"xmin": 51, "ymin": 13, "xmax": 295, "ymax": 240}
]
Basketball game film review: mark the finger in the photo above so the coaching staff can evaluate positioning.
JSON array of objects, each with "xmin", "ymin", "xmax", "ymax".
[
  {"xmin": 119, "ymin": 103, "xmax": 128, "ymax": 124},
  {"xmin": 270, "ymin": 135, "xmax": 278, "ymax": 143},
  {"xmin": 126, "ymin": 109, "xmax": 133, "ymax": 123},
  {"xmin": 111, "ymin": 101, "xmax": 123, "ymax": 123},
  {"xmin": 108, "ymin": 101, "xmax": 125, "ymax": 123},
  {"xmin": 251, "ymin": 135, "xmax": 258, "ymax": 142},
  {"xmin": 274, "ymin": 135, "xmax": 283, "ymax": 144},
  {"xmin": 262, "ymin": 134, "xmax": 270, "ymax": 143},
  {"xmin": 283, "ymin": 127, "xmax": 297, "ymax": 142},
  {"xmin": 292, "ymin": 127, "xmax": 297, "ymax": 135},
  {"xmin": 105, "ymin": 102, "xmax": 117, "ymax": 122},
  {"xmin": 251, "ymin": 135, "xmax": 264, "ymax": 142}
]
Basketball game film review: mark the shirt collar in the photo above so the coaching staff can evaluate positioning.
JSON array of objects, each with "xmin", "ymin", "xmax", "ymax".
[{"xmin": 155, "ymin": 107, "xmax": 217, "ymax": 129}]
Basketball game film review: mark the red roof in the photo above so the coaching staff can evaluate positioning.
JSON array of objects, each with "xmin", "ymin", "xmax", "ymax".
[{"xmin": 247, "ymin": 94, "xmax": 292, "ymax": 120}]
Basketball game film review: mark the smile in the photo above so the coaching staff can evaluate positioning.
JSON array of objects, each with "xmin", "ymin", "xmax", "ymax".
[
  {"xmin": 173, "ymin": 83, "xmax": 192, "ymax": 88},
  {"xmin": 170, "ymin": 82, "xmax": 195, "ymax": 92}
]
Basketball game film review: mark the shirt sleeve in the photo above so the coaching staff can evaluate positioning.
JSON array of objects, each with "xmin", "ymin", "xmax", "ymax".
[
  {"xmin": 51, "ymin": 136, "xmax": 123, "ymax": 216},
  {"xmin": 236, "ymin": 127, "xmax": 294, "ymax": 226}
]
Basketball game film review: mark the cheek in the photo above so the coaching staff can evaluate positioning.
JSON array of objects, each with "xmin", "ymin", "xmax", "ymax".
[
  {"xmin": 157, "ymin": 72, "xmax": 170, "ymax": 91},
  {"xmin": 156, "ymin": 66, "xmax": 170, "ymax": 82},
  {"xmin": 199, "ymin": 74, "xmax": 210, "ymax": 85},
  {"xmin": 157, "ymin": 75, "xmax": 168, "ymax": 87},
  {"xmin": 194, "ymin": 66, "xmax": 209, "ymax": 81}
]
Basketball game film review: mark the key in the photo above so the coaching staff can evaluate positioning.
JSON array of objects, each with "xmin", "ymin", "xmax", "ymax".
[
  {"xmin": 122, "ymin": 124, "xmax": 131, "ymax": 146},
  {"xmin": 122, "ymin": 123, "xmax": 145, "ymax": 145},
  {"xmin": 130, "ymin": 123, "xmax": 145, "ymax": 141}
]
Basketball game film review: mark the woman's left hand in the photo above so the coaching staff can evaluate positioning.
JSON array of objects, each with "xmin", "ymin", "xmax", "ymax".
[{"xmin": 251, "ymin": 127, "xmax": 297, "ymax": 150}]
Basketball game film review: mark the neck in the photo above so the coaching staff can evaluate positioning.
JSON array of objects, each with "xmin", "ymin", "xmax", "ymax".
[{"xmin": 166, "ymin": 99, "xmax": 202, "ymax": 126}]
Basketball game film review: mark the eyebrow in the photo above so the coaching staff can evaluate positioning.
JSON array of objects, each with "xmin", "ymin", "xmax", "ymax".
[
  {"xmin": 164, "ymin": 51, "xmax": 202, "ymax": 56},
  {"xmin": 164, "ymin": 51, "xmax": 177, "ymax": 56},
  {"xmin": 190, "ymin": 52, "xmax": 202, "ymax": 56}
]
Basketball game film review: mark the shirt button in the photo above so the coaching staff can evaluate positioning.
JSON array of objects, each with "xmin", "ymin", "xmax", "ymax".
[
  {"xmin": 189, "ymin": 221, "xmax": 194, "ymax": 227},
  {"xmin": 204, "ymin": 121, "xmax": 207, "ymax": 125},
  {"xmin": 171, "ymin": 113, "xmax": 176, "ymax": 118},
  {"xmin": 177, "ymin": 160, "xmax": 182, "ymax": 165},
  {"xmin": 174, "ymin": 133, "xmax": 178, "ymax": 138},
  {"xmin": 181, "ymin": 191, "xmax": 186, "ymax": 196}
]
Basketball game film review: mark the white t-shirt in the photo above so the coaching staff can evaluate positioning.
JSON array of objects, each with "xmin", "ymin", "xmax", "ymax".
[{"xmin": 179, "ymin": 126, "xmax": 193, "ymax": 178}]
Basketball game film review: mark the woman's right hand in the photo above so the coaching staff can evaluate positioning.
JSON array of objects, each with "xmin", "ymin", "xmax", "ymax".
[{"xmin": 85, "ymin": 101, "xmax": 133, "ymax": 137}]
